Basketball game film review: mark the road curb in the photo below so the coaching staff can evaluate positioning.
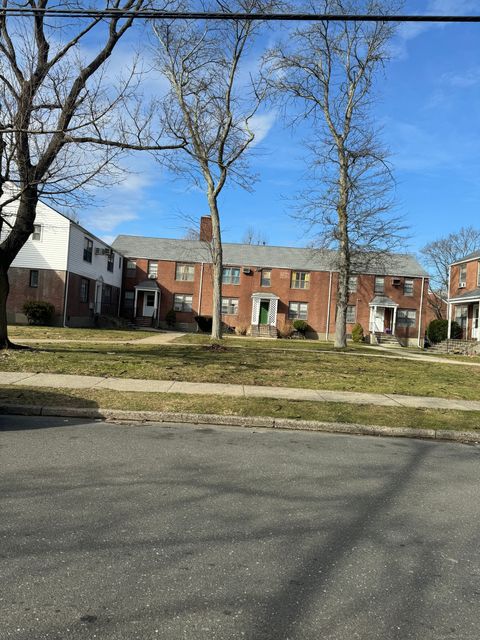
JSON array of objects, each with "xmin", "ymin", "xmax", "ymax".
[{"xmin": 1, "ymin": 403, "xmax": 479, "ymax": 443}]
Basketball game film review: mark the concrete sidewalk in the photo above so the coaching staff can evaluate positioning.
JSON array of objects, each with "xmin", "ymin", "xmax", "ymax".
[{"xmin": 1, "ymin": 370, "xmax": 480, "ymax": 412}]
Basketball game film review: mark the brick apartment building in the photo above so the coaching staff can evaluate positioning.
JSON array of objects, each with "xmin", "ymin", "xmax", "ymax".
[
  {"xmin": 113, "ymin": 217, "xmax": 430, "ymax": 346},
  {"xmin": 3, "ymin": 197, "xmax": 123, "ymax": 326},
  {"xmin": 447, "ymin": 251, "xmax": 480, "ymax": 341}
]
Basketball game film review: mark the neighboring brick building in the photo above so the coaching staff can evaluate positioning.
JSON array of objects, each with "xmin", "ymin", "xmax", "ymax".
[
  {"xmin": 3, "ymin": 197, "xmax": 123, "ymax": 326},
  {"xmin": 113, "ymin": 216, "xmax": 430, "ymax": 346},
  {"xmin": 447, "ymin": 252, "xmax": 480, "ymax": 341}
]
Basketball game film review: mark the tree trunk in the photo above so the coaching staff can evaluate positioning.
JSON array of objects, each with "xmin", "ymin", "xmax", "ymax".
[
  {"xmin": 0, "ymin": 268, "xmax": 10, "ymax": 349},
  {"xmin": 334, "ymin": 156, "xmax": 350, "ymax": 349},
  {"xmin": 207, "ymin": 191, "xmax": 223, "ymax": 341}
]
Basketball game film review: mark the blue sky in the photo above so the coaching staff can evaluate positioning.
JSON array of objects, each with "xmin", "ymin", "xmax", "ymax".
[{"xmin": 78, "ymin": 1, "xmax": 480, "ymax": 258}]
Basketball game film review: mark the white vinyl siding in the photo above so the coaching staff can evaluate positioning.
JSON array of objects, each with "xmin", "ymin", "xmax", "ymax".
[{"xmin": 67, "ymin": 224, "xmax": 121, "ymax": 288}]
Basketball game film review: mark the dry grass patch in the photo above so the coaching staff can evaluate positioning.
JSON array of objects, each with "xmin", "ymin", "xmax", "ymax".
[
  {"xmin": 1, "ymin": 386, "xmax": 479, "ymax": 432},
  {"xmin": 7, "ymin": 325, "xmax": 152, "ymax": 342}
]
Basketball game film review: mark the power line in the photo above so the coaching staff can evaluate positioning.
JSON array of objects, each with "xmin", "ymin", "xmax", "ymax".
[{"xmin": 0, "ymin": 8, "xmax": 480, "ymax": 22}]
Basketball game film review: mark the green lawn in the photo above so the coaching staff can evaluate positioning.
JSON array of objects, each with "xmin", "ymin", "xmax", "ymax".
[
  {"xmin": 1, "ymin": 341, "xmax": 479, "ymax": 400},
  {"xmin": 8, "ymin": 325, "xmax": 152, "ymax": 341},
  {"xmin": 1, "ymin": 386, "xmax": 479, "ymax": 432}
]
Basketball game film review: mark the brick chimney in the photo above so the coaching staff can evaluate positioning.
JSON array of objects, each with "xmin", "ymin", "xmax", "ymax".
[{"xmin": 199, "ymin": 216, "xmax": 213, "ymax": 242}]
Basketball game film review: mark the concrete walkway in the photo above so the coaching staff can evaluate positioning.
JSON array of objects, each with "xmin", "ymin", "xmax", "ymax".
[{"xmin": 2, "ymin": 370, "xmax": 480, "ymax": 412}]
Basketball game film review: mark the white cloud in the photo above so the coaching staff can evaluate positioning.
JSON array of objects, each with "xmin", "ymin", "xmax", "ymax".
[
  {"xmin": 83, "ymin": 209, "xmax": 139, "ymax": 233},
  {"xmin": 249, "ymin": 111, "xmax": 277, "ymax": 147},
  {"xmin": 441, "ymin": 67, "xmax": 480, "ymax": 88}
]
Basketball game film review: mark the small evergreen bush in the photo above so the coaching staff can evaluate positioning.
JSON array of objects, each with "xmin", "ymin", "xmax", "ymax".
[
  {"xmin": 22, "ymin": 300, "xmax": 55, "ymax": 325},
  {"xmin": 427, "ymin": 319, "xmax": 462, "ymax": 343},
  {"xmin": 351, "ymin": 323, "xmax": 364, "ymax": 343},
  {"xmin": 292, "ymin": 319, "xmax": 309, "ymax": 335}
]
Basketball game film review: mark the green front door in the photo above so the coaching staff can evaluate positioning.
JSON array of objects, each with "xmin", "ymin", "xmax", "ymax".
[{"xmin": 259, "ymin": 300, "xmax": 269, "ymax": 325}]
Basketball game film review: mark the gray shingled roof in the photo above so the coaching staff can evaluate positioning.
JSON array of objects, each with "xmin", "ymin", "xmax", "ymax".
[
  {"xmin": 456, "ymin": 250, "xmax": 480, "ymax": 263},
  {"xmin": 450, "ymin": 287, "xmax": 480, "ymax": 301},
  {"xmin": 112, "ymin": 235, "xmax": 430, "ymax": 277}
]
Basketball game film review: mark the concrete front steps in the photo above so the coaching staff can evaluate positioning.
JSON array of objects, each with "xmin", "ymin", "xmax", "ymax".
[
  {"xmin": 427, "ymin": 339, "xmax": 480, "ymax": 356},
  {"xmin": 374, "ymin": 332, "xmax": 403, "ymax": 347},
  {"xmin": 250, "ymin": 324, "xmax": 278, "ymax": 338}
]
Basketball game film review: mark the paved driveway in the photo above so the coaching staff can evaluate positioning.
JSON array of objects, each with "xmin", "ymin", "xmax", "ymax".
[{"xmin": 1, "ymin": 417, "xmax": 479, "ymax": 640}]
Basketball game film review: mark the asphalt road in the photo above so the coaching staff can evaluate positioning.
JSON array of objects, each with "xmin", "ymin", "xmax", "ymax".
[{"xmin": 1, "ymin": 416, "xmax": 479, "ymax": 640}]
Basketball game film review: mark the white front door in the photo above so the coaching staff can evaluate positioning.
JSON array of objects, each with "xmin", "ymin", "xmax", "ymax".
[
  {"xmin": 374, "ymin": 307, "xmax": 385, "ymax": 332},
  {"xmin": 95, "ymin": 283, "xmax": 102, "ymax": 314},
  {"xmin": 142, "ymin": 292, "xmax": 156, "ymax": 317},
  {"xmin": 472, "ymin": 304, "xmax": 479, "ymax": 340}
]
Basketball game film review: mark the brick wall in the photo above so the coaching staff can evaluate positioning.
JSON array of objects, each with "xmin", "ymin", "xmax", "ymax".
[{"xmin": 7, "ymin": 267, "xmax": 66, "ymax": 325}]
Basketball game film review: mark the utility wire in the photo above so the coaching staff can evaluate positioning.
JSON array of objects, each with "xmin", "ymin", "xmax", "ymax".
[{"xmin": 0, "ymin": 8, "xmax": 480, "ymax": 22}]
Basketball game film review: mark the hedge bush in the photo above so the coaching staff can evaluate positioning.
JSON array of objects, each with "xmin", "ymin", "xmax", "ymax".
[
  {"xmin": 427, "ymin": 318, "xmax": 462, "ymax": 344},
  {"xmin": 165, "ymin": 308, "xmax": 176, "ymax": 328},
  {"xmin": 351, "ymin": 323, "xmax": 364, "ymax": 343},
  {"xmin": 22, "ymin": 300, "xmax": 55, "ymax": 325},
  {"xmin": 292, "ymin": 319, "xmax": 309, "ymax": 335},
  {"xmin": 194, "ymin": 315, "xmax": 212, "ymax": 333}
]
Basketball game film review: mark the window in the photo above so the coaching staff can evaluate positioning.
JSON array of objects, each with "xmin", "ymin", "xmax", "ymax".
[
  {"xmin": 80, "ymin": 278, "xmax": 89, "ymax": 303},
  {"xmin": 222, "ymin": 267, "xmax": 240, "ymax": 285},
  {"xmin": 32, "ymin": 224, "xmax": 42, "ymax": 241},
  {"xmin": 124, "ymin": 291, "xmax": 135, "ymax": 309},
  {"xmin": 173, "ymin": 293, "xmax": 193, "ymax": 312},
  {"xmin": 459, "ymin": 263, "xmax": 467, "ymax": 287},
  {"xmin": 148, "ymin": 260, "xmax": 158, "ymax": 278},
  {"xmin": 397, "ymin": 309, "xmax": 416, "ymax": 327},
  {"xmin": 291, "ymin": 271, "xmax": 310, "ymax": 289},
  {"xmin": 29, "ymin": 270, "xmax": 39, "ymax": 288},
  {"xmin": 261, "ymin": 269, "xmax": 271, "ymax": 287},
  {"xmin": 107, "ymin": 252, "xmax": 114, "ymax": 272},
  {"xmin": 126, "ymin": 260, "xmax": 136, "ymax": 276},
  {"xmin": 83, "ymin": 237, "xmax": 93, "ymax": 263},
  {"xmin": 404, "ymin": 278, "xmax": 414, "ymax": 296},
  {"xmin": 348, "ymin": 276, "xmax": 357, "ymax": 293},
  {"xmin": 221, "ymin": 298, "xmax": 239, "ymax": 315},
  {"xmin": 374, "ymin": 276, "xmax": 385, "ymax": 294},
  {"xmin": 346, "ymin": 305, "xmax": 356, "ymax": 323},
  {"xmin": 288, "ymin": 302, "xmax": 308, "ymax": 320},
  {"xmin": 175, "ymin": 263, "xmax": 195, "ymax": 281},
  {"xmin": 118, "ymin": 256, "xmax": 123, "ymax": 269}
]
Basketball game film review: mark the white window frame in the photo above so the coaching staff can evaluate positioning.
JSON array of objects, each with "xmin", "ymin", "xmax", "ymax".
[
  {"xmin": 291, "ymin": 271, "xmax": 310, "ymax": 290},
  {"xmin": 222, "ymin": 267, "xmax": 240, "ymax": 285},
  {"xmin": 32, "ymin": 224, "xmax": 42, "ymax": 241},
  {"xmin": 403, "ymin": 278, "xmax": 414, "ymax": 296},
  {"xmin": 148, "ymin": 260, "xmax": 158, "ymax": 278},
  {"xmin": 288, "ymin": 301, "xmax": 308, "ymax": 320},
  {"xmin": 397, "ymin": 309, "xmax": 416, "ymax": 327},
  {"xmin": 261, "ymin": 269, "xmax": 271, "ymax": 287},
  {"xmin": 459, "ymin": 263, "xmax": 467, "ymax": 287},
  {"xmin": 374, "ymin": 276, "xmax": 385, "ymax": 294},
  {"xmin": 29, "ymin": 269, "xmax": 39, "ymax": 288},
  {"xmin": 175, "ymin": 263, "xmax": 195, "ymax": 281},
  {"xmin": 221, "ymin": 297, "xmax": 239, "ymax": 315},
  {"xmin": 348, "ymin": 276, "xmax": 357, "ymax": 293},
  {"xmin": 173, "ymin": 293, "xmax": 193, "ymax": 312},
  {"xmin": 346, "ymin": 305, "xmax": 356, "ymax": 323}
]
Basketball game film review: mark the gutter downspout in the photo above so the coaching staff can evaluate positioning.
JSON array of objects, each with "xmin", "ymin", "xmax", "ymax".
[
  {"xmin": 326, "ymin": 271, "xmax": 333, "ymax": 341},
  {"xmin": 197, "ymin": 262, "xmax": 204, "ymax": 332},
  {"xmin": 62, "ymin": 271, "xmax": 70, "ymax": 327},
  {"xmin": 447, "ymin": 265, "xmax": 452, "ymax": 339},
  {"xmin": 417, "ymin": 276, "xmax": 426, "ymax": 348}
]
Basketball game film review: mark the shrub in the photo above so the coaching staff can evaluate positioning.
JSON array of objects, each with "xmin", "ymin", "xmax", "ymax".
[
  {"xmin": 194, "ymin": 315, "xmax": 212, "ymax": 333},
  {"xmin": 427, "ymin": 319, "xmax": 462, "ymax": 344},
  {"xmin": 235, "ymin": 323, "xmax": 249, "ymax": 336},
  {"xmin": 22, "ymin": 300, "xmax": 55, "ymax": 325},
  {"xmin": 351, "ymin": 323, "xmax": 364, "ymax": 343},
  {"xmin": 278, "ymin": 320, "xmax": 294, "ymax": 339},
  {"xmin": 292, "ymin": 319, "xmax": 309, "ymax": 335},
  {"xmin": 165, "ymin": 308, "xmax": 176, "ymax": 328}
]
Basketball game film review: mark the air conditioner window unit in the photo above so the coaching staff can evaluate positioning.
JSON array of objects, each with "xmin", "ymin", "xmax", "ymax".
[
  {"xmin": 391, "ymin": 277, "xmax": 401, "ymax": 285},
  {"xmin": 459, "ymin": 282, "xmax": 466, "ymax": 288},
  {"xmin": 243, "ymin": 267, "xmax": 252, "ymax": 274},
  {"xmin": 148, "ymin": 274, "xmax": 157, "ymax": 279}
]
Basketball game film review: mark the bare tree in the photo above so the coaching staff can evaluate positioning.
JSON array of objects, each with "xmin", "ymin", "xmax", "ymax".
[
  {"xmin": 242, "ymin": 225, "xmax": 268, "ymax": 245},
  {"xmin": 152, "ymin": 0, "xmax": 274, "ymax": 340},
  {"xmin": 0, "ymin": 0, "xmax": 185, "ymax": 349},
  {"xmin": 264, "ymin": 0, "xmax": 404, "ymax": 348},
  {"xmin": 420, "ymin": 226, "xmax": 480, "ymax": 318}
]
